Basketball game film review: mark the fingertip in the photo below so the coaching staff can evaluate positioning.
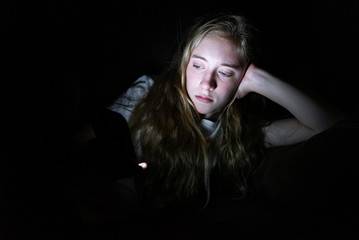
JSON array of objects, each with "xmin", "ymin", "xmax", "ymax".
[{"xmin": 138, "ymin": 162, "xmax": 148, "ymax": 169}]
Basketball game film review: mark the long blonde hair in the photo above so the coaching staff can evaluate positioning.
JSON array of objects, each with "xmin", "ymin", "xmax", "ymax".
[{"xmin": 130, "ymin": 14, "xmax": 267, "ymax": 208}]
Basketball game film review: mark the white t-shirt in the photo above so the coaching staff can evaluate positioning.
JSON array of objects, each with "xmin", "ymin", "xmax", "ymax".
[{"xmin": 108, "ymin": 75, "xmax": 222, "ymax": 165}]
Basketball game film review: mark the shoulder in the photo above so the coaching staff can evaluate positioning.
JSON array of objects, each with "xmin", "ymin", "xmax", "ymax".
[
  {"xmin": 107, "ymin": 75, "xmax": 155, "ymax": 120},
  {"xmin": 114, "ymin": 75, "xmax": 154, "ymax": 103},
  {"xmin": 124, "ymin": 75, "xmax": 155, "ymax": 96},
  {"xmin": 263, "ymin": 118, "xmax": 315, "ymax": 148}
]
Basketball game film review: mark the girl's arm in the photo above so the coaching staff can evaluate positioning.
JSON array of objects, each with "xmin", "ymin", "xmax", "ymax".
[{"xmin": 237, "ymin": 64, "xmax": 344, "ymax": 147}]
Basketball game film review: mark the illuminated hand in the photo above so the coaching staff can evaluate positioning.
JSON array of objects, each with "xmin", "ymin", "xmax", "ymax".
[{"xmin": 236, "ymin": 64, "xmax": 258, "ymax": 99}]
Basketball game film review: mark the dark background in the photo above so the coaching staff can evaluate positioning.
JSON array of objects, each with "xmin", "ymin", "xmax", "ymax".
[
  {"xmin": 3, "ymin": 0, "xmax": 359, "ymax": 133},
  {"xmin": 2, "ymin": 0, "xmax": 359, "ymax": 238}
]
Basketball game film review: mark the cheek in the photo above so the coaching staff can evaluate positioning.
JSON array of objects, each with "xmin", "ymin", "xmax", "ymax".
[
  {"xmin": 219, "ymin": 83, "xmax": 238, "ymax": 101},
  {"xmin": 185, "ymin": 72, "xmax": 195, "ymax": 94},
  {"xmin": 185, "ymin": 68, "xmax": 190, "ymax": 91},
  {"xmin": 186, "ymin": 80, "xmax": 194, "ymax": 98}
]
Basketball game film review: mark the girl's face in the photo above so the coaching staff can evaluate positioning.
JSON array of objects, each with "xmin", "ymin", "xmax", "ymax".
[{"xmin": 186, "ymin": 34, "xmax": 243, "ymax": 121}]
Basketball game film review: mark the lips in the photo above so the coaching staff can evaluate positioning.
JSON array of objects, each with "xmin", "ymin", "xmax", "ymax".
[{"xmin": 195, "ymin": 95, "xmax": 214, "ymax": 103}]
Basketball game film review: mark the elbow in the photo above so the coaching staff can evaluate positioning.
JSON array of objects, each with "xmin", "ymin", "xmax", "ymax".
[{"xmin": 312, "ymin": 114, "xmax": 345, "ymax": 135}]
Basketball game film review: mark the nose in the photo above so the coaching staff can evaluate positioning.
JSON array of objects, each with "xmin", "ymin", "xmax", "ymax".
[{"xmin": 200, "ymin": 71, "xmax": 216, "ymax": 92}]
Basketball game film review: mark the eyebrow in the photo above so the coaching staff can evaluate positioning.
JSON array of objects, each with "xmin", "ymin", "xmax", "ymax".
[{"xmin": 192, "ymin": 54, "xmax": 240, "ymax": 69}]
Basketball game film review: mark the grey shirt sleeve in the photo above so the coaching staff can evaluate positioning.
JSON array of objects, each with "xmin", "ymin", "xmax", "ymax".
[{"xmin": 107, "ymin": 75, "xmax": 154, "ymax": 122}]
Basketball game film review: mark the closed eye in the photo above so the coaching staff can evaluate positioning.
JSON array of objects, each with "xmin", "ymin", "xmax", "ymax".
[
  {"xmin": 219, "ymin": 71, "xmax": 232, "ymax": 77},
  {"xmin": 193, "ymin": 64, "xmax": 201, "ymax": 69}
]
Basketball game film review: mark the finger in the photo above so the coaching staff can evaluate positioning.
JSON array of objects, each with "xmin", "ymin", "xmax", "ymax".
[{"xmin": 138, "ymin": 162, "xmax": 148, "ymax": 169}]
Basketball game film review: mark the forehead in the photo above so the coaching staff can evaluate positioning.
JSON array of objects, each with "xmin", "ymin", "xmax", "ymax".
[{"xmin": 192, "ymin": 34, "xmax": 240, "ymax": 66}]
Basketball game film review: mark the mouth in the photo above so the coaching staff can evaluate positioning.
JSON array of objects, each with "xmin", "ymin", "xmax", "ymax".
[{"xmin": 195, "ymin": 95, "xmax": 214, "ymax": 103}]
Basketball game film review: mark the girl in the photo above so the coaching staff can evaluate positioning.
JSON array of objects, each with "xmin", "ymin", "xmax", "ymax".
[{"xmin": 108, "ymin": 14, "xmax": 342, "ymax": 209}]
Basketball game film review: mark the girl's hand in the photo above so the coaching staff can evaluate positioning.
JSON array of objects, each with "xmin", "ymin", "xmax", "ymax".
[
  {"xmin": 236, "ymin": 64, "xmax": 258, "ymax": 99},
  {"xmin": 138, "ymin": 162, "xmax": 148, "ymax": 169}
]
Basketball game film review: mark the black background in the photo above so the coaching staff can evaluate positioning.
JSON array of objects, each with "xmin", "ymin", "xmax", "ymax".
[
  {"xmin": 3, "ymin": 0, "xmax": 359, "ymax": 132},
  {"xmin": 2, "ymin": 0, "xmax": 359, "ymax": 238}
]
